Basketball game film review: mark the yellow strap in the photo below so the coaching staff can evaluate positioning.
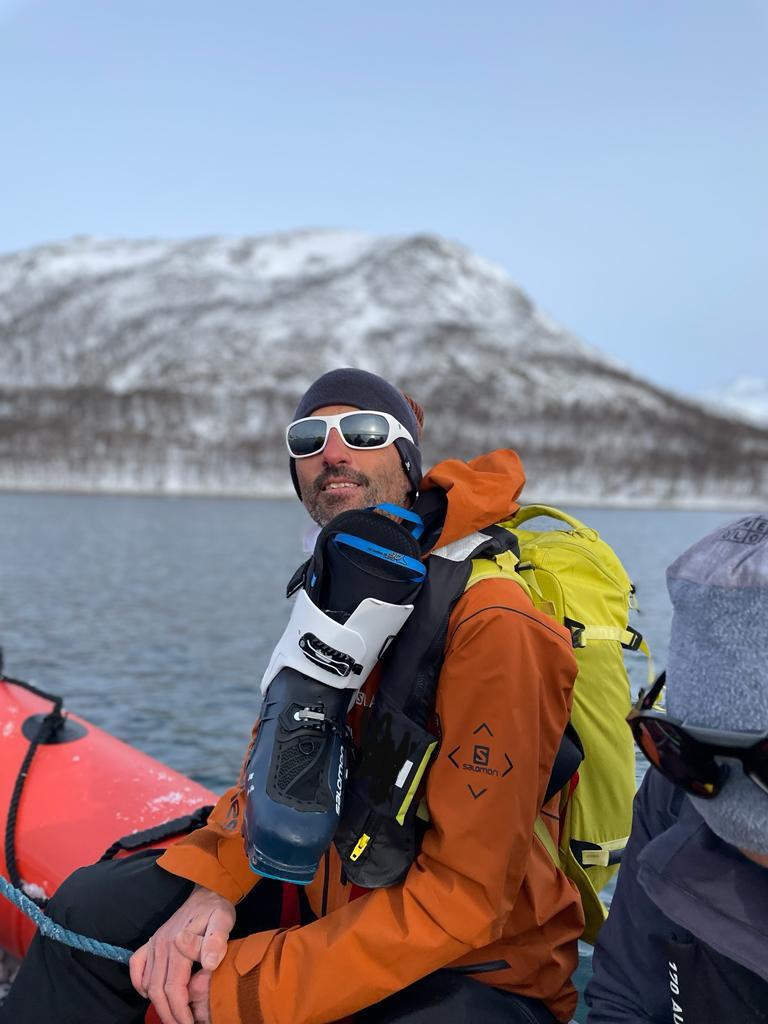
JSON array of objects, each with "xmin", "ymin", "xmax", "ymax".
[
  {"xmin": 579, "ymin": 836, "xmax": 629, "ymax": 867},
  {"xmin": 467, "ymin": 563, "xmax": 506, "ymax": 587},
  {"xmin": 395, "ymin": 742, "xmax": 438, "ymax": 825},
  {"xmin": 516, "ymin": 562, "xmax": 545, "ymax": 600},
  {"xmin": 640, "ymin": 638, "xmax": 655, "ymax": 685},
  {"xmin": 579, "ymin": 626, "xmax": 655, "ymax": 684},
  {"xmin": 581, "ymin": 625, "xmax": 631, "ymax": 643},
  {"xmin": 467, "ymin": 553, "xmax": 532, "ymax": 599},
  {"xmin": 533, "ymin": 816, "xmax": 560, "ymax": 865}
]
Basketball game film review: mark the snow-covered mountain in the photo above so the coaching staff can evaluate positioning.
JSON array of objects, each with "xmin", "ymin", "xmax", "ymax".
[
  {"xmin": 0, "ymin": 230, "xmax": 766, "ymax": 505},
  {"xmin": 704, "ymin": 377, "xmax": 768, "ymax": 427}
]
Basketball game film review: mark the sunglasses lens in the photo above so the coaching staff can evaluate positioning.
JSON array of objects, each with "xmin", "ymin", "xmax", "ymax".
[
  {"xmin": 633, "ymin": 719, "xmax": 722, "ymax": 798},
  {"xmin": 340, "ymin": 413, "xmax": 391, "ymax": 449},
  {"xmin": 287, "ymin": 420, "xmax": 328, "ymax": 457}
]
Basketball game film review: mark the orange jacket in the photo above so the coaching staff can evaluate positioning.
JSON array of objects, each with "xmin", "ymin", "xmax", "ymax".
[{"xmin": 158, "ymin": 450, "xmax": 584, "ymax": 1023}]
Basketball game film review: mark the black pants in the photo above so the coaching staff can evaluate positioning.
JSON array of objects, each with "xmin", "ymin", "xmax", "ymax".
[{"xmin": 1, "ymin": 852, "xmax": 558, "ymax": 1024}]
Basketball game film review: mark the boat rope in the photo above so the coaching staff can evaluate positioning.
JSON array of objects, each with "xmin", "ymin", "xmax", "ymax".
[
  {"xmin": 0, "ymin": 874, "xmax": 132, "ymax": 964},
  {"xmin": 0, "ymin": 660, "xmax": 213, "ymax": 967},
  {"xmin": 1, "ymin": 669, "xmax": 67, "ymax": 907}
]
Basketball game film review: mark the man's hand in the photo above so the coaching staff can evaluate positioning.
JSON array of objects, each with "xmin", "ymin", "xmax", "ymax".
[
  {"xmin": 189, "ymin": 970, "xmax": 213, "ymax": 1024},
  {"xmin": 129, "ymin": 884, "xmax": 235, "ymax": 1024}
]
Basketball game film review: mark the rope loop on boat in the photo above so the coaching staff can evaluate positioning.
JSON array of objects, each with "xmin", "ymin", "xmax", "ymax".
[
  {"xmin": 0, "ymin": 874, "xmax": 132, "ymax": 964},
  {"xmin": 1, "ymin": 670, "xmax": 67, "ymax": 906}
]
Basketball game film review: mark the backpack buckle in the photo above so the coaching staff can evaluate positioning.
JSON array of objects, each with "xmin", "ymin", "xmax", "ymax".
[
  {"xmin": 622, "ymin": 626, "xmax": 643, "ymax": 652},
  {"xmin": 564, "ymin": 617, "xmax": 586, "ymax": 649}
]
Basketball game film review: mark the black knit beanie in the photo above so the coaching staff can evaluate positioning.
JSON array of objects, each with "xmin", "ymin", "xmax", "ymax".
[{"xmin": 289, "ymin": 368, "xmax": 422, "ymax": 499}]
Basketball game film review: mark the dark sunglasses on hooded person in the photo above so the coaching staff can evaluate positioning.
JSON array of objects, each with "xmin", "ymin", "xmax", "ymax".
[{"xmin": 628, "ymin": 670, "xmax": 768, "ymax": 799}]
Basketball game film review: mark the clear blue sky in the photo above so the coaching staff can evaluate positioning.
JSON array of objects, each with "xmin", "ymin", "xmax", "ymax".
[{"xmin": 1, "ymin": 0, "xmax": 765, "ymax": 396}]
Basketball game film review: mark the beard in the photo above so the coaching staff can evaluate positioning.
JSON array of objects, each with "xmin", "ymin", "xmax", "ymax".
[{"xmin": 302, "ymin": 465, "xmax": 411, "ymax": 526}]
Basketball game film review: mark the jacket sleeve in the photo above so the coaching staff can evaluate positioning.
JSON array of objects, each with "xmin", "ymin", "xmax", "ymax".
[
  {"xmin": 207, "ymin": 578, "xmax": 578, "ymax": 1024},
  {"xmin": 157, "ymin": 733, "xmax": 261, "ymax": 904},
  {"xmin": 586, "ymin": 770, "xmax": 686, "ymax": 1024}
]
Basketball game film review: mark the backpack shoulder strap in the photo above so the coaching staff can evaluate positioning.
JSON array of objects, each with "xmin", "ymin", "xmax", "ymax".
[
  {"xmin": 461, "ymin": 523, "xmax": 533, "ymax": 598},
  {"xmin": 534, "ymin": 815, "xmax": 560, "ymax": 863}
]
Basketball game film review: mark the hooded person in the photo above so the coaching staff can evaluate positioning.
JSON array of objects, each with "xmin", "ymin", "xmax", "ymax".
[
  {"xmin": 1, "ymin": 368, "xmax": 583, "ymax": 1024},
  {"xmin": 586, "ymin": 513, "xmax": 768, "ymax": 1024}
]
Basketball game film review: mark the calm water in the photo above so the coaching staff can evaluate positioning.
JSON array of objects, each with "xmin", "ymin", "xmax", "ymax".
[{"xmin": 0, "ymin": 494, "xmax": 742, "ymax": 1020}]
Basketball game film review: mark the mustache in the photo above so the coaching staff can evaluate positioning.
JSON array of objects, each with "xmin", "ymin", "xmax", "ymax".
[{"xmin": 310, "ymin": 467, "xmax": 370, "ymax": 496}]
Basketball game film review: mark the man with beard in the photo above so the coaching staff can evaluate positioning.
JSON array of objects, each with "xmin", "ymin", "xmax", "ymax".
[{"xmin": 2, "ymin": 368, "xmax": 583, "ymax": 1024}]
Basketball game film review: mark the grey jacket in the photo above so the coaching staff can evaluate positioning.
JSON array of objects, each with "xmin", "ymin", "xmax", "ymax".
[{"xmin": 586, "ymin": 768, "xmax": 768, "ymax": 1023}]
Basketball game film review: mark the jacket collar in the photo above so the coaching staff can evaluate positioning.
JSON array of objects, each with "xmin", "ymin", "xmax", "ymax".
[
  {"xmin": 637, "ymin": 798, "xmax": 768, "ymax": 981},
  {"xmin": 420, "ymin": 449, "xmax": 526, "ymax": 552}
]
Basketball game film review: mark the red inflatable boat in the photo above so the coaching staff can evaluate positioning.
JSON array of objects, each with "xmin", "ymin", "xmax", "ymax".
[{"xmin": 0, "ymin": 670, "xmax": 218, "ymax": 1017}]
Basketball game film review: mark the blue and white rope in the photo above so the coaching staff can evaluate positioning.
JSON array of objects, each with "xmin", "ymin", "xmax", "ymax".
[{"xmin": 0, "ymin": 874, "xmax": 132, "ymax": 964}]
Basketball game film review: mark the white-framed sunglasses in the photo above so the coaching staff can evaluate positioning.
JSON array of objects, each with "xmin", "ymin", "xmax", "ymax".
[{"xmin": 286, "ymin": 410, "xmax": 414, "ymax": 459}]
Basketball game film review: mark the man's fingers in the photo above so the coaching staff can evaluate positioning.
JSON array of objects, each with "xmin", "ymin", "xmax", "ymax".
[
  {"xmin": 174, "ymin": 927, "xmax": 204, "ymax": 962},
  {"xmin": 129, "ymin": 943, "xmax": 149, "ymax": 996},
  {"xmin": 141, "ymin": 938, "xmax": 157, "ymax": 999},
  {"xmin": 188, "ymin": 971, "xmax": 210, "ymax": 998},
  {"xmin": 189, "ymin": 971, "xmax": 212, "ymax": 1024},
  {"xmin": 199, "ymin": 906, "xmax": 234, "ymax": 971},
  {"xmin": 199, "ymin": 931, "xmax": 228, "ymax": 972},
  {"xmin": 161, "ymin": 932, "xmax": 199, "ymax": 1024},
  {"xmin": 130, "ymin": 888, "xmax": 234, "ymax": 1024},
  {"xmin": 208, "ymin": 904, "xmax": 236, "ymax": 938},
  {"xmin": 145, "ymin": 940, "xmax": 178, "ymax": 1024}
]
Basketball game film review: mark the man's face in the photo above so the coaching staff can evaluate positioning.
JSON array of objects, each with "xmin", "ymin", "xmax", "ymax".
[{"xmin": 294, "ymin": 404, "xmax": 411, "ymax": 526}]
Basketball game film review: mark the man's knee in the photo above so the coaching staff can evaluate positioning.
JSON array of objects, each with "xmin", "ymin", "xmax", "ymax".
[
  {"xmin": 47, "ymin": 859, "xmax": 133, "ymax": 938},
  {"xmin": 46, "ymin": 851, "xmax": 187, "ymax": 946}
]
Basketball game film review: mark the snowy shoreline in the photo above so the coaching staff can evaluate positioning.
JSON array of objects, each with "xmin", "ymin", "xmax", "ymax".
[{"xmin": 0, "ymin": 483, "xmax": 760, "ymax": 512}]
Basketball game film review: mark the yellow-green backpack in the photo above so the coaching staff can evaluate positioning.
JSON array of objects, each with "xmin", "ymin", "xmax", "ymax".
[{"xmin": 466, "ymin": 505, "xmax": 651, "ymax": 943}]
